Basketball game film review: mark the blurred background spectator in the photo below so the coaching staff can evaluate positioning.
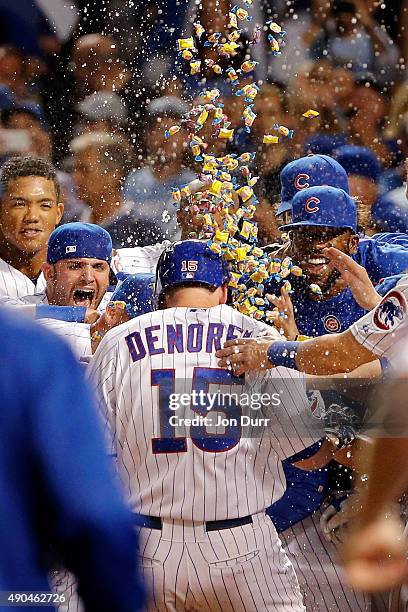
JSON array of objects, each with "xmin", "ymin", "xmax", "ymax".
[
  {"xmin": 124, "ymin": 96, "xmax": 194, "ymax": 241},
  {"xmin": 0, "ymin": 0, "xmax": 407, "ymax": 246}
]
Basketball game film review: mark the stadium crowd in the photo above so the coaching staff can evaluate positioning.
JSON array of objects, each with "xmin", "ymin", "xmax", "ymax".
[{"xmin": 3, "ymin": 1, "xmax": 408, "ymax": 611}]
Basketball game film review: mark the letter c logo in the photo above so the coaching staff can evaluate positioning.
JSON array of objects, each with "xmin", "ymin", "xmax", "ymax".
[
  {"xmin": 294, "ymin": 173, "xmax": 310, "ymax": 190},
  {"xmin": 305, "ymin": 196, "xmax": 320, "ymax": 213}
]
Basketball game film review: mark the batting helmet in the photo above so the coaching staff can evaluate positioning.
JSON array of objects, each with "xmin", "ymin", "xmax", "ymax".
[{"xmin": 157, "ymin": 240, "xmax": 231, "ymax": 297}]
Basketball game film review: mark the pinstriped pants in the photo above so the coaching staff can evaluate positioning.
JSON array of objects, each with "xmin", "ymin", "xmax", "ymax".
[{"xmin": 138, "ymin": 512, "xmax": 305, "ymax": 612}]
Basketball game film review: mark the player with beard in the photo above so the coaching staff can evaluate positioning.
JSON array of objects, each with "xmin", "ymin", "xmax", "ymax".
[{"xmin": 268, "ymin": 186, "xmax": 408, "ymax": 338}]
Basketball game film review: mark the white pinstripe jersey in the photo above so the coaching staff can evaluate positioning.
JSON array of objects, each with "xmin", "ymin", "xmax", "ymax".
[
  {"xmin": 351, "ymin": 274, "xmax": 408, "ymax": 362},
  {"xmin": 37, "ymin": 319, "xmax": 92, "ymax": 360},
  {"xmin": 89, "ymin": 304, "xmax": 320, "ymax": 522},
  {"xmin": 0, "ymin": 257, "xmax": 46, "ymax": 298}
]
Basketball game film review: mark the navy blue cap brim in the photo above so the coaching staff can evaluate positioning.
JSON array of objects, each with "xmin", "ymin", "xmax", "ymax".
[
  {"xmin": 279, "ymin": 220, "xmax": 357, "ymax": 232},
  {"xmin": 276, "ymin": 200, "xmax": 292, "ymax": 216}
]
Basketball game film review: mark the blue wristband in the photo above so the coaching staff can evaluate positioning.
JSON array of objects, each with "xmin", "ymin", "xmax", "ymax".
[
  {"xmin": 267, "ymin": 341, "xmax": 300, "ymax": 370},
  {"xmin": 35, "ymin": 305, "xmax": 87, "ymax": 322}
]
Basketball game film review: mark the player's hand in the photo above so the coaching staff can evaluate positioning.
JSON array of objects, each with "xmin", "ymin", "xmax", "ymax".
[
  {"xmin": 266, "ymin": 288, "xmax": 299, "ymax": 340},
  {"xmin": 216, "ymin": 338, "xmax": 275, "ymax": 376},
  {"xmin": 320, "ymin": 498, "xmax": 351, "ymax": 547},
  {"xmin": 91, "ymin": 301, "xmax": 130, "ymax": 352},
  {"xmin": 342, "ymin": 515, "xmax": 408, "ymax": 592},
  {"xmin": 84, "ymin": 308, "xmax": 100, "ymax": 324},
  {"xmin": 322, "ymin": 247, "xmax": 382, "ymax": 311}
]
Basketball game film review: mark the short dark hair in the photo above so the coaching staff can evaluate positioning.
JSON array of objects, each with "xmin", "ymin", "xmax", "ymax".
[{"xmin": 0, "ymin": 156, "xmax": 61, "ymax": 201}]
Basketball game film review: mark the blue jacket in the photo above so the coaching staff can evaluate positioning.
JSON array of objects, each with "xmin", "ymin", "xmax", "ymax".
[{"xmin": 0, "ymin": 311, "xmax": 144, "ymax": 611}]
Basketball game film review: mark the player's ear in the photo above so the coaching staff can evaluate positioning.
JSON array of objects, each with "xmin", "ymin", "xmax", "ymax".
[
  {"xmin": 218, "ymin": 285, "xmax": 228, "ymax": 304},
  {"xmin": 42, "ymin": 262, "xmax": 54, "ymax": 282}
]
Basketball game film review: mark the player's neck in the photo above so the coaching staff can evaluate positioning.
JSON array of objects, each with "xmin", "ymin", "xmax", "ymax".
[
  {"xmin": 166, "ymin": 288, "xmax": 221, "ymax": 309},
  {"xmin": 87, "ymin": 190, "xmax": 124, "ymax": 225},
  {"xmin": 0, "ymin": 239, "xmax": 45, "ymax": 280}
]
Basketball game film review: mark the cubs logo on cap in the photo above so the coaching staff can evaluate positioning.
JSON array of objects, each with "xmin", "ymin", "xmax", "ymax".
[
  {"xmin": 294, "ymin": 173, "xmax": 310, "ymax": 190},
  {"xmin": 323, "ymin": 314, "xmax": 341, "ymax": 333},
  {"xmin": 305, "ymin": 196, "xmax": 320, "ymax": 214},
  {"xmin": 276, "ymin": 154, "xmax": 349, "ymax": 216},
  {"xmin": 279, "ymin": 186, "xmax": 357, "ymax": 232},
  {"xmin": 372, "ymin": 291, "xmax": 407, "ymax": 331}
]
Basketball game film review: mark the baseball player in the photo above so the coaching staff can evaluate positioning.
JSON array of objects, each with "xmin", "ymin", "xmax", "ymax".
[
  {"xmin": 0, "ymin": 307, "xmax": 144, "ymax": 611},
  {"xmin": 0, "ymin": 156, "xmax": 64, "ymax": 298},
  {"xmin": 89, "ymin": 240, "xmax": 311, "ymax": 612}
]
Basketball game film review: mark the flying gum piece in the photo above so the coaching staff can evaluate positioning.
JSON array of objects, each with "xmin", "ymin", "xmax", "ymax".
[
  {"xmin": 218, "ymin": 41, "xmax": 240, "ymax": 58},
  {"xmin": 228, "ymin": 29, "xmax": 242, "ymax": 42},
  {"xmin": 235, "ymin": 7, "xmax": 252, "ymax": 21},
  {"xmin": 207, "ymin": 32, "xmax": 221, "ymax": 44},
  {"xmin": 229, "ymin": 11, "xmax": 238, "ymax": 28},
  {"xmin": 267, "ymin": 21, "xmax": 284, "ymax": 34},
  {"xmin": 236, "ymin": 186, "xmax": 254, "ymax": 202},
  {"xmin": 268, "ymin": 34, "xmax": 281, "ymax": 54},
  {"xmin": 177, "ymin": 37, "xmax": 195, "ymax": 51},
  {"xmin": 190, "ymin": 60, "xmax": 201, "ymax": 75},
  {"xmin": 243, "ymin": 106, "xmax": 256, "ymax": 131},
  {"xmin": 274, "ymin": 123, "xmax": 294, "ymax": 138},
  {"xmin": 164, "ymin": 125, "xmax": 181, "ymax": 138},
  {"xmin": 218, "ymin": 127, "xmax": 234, "ymax": 139},
  {"xmin": 226, "ymin": 67, "xmax": 239, "ymax": 82},
  {"xmin": 240, "ymin": 60, "xmax": 258, "ymax": 73},
  {"xmin": 181, "ymin": 49, "xmax": 193, "ymax": 60},
  {"xmin": 263, "ymin": 134, "xmax": 279, "ymax": 144},
  {"xmin": 309, "ymin": 283, "xmax": 322, "ymax": 296},
  {"xmin": 193, "ymin": 21, "xmax": 205, "ymax": 39},
  {"xmin": 302, "ymin": 109, "xmax": 320, "ymax": 118},
  {"xmin": 196, "ymin": 108, "xmax": 209, "ymax": 129}
]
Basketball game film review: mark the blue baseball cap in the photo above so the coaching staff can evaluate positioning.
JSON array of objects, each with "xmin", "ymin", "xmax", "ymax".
[
  {"xmin": 334, "ymin": 145, "xmax": 382, "ymax": 181},
  {"xmin": 372, "ymin": 194, "xmax": 408, "ymax": 233},
  {"xmin": 158, "ymin": 240, "xmax": 230, "ymax": 295},
  {"xmin": 280, "ymin": 186, "xmax": 357, "ymax": 232},
  {"xmin": 110, "ymin": 273, "xmax": 155, "ymax": 318},
  {"xmin": 277, "ymin": 154, "xmax": 350, "ymax": 216},
  {"xmin": 304, "ymin": 133, "xmax": 348, "ymax": 156},
  {"xmin": 47, "ymin": 223, "xmax": 112, "ymax": 264}
]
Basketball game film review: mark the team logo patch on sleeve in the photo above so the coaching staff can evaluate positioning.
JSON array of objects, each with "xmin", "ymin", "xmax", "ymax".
[
  {"xmin": 322, "ymin": 314, "xmax": 341, "ymax": 333},
  {"xmin": 372, "ymin": 290, "xmax": 407, "ymax": 331}
]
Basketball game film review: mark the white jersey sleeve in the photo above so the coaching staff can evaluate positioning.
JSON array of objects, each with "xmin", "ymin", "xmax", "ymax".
[
  {"xmin": 37, "ymin": 320, "xmax": 92, "ymax": 360},
  {"xmin": 111, "ymin": 241, "xmax": 169, "ymax": 275},
  {"xmin": 350, "ymin": 275, "xmax": 408, "ymax": 360}
]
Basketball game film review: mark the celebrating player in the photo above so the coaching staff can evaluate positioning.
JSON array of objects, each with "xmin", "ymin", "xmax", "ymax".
[
  {"xmin": 267, "ymin": 185, "xmax": 408, "ymax": 338},
  {"xmin": 89, "ymin": 240, "xmax": 309, "ymax": 611},
  {"xmin": 0, "ymin": 308, "xmax": 144, "ymax": 611},
  {"xmin": 0, "ymin": 156, "xmax": 64, "ymax": 298}
]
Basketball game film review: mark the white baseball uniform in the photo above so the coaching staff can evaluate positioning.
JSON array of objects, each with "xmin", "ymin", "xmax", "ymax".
[
  {"xmin": 0, "ymin": 257, "xmax": 46, "ymax": 298},
  {"xmin": 89, "ymin": 304, "xmax": 306, "ymax": 611}
]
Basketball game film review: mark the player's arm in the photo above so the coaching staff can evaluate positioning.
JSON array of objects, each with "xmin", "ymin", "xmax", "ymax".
[
  {"xmin": 0, "ymin": 296, "xmax": 100, "ymax": 323},
  {"xmin": 216, "ymin": 329, "xmax": 377, "ymax": 376}
]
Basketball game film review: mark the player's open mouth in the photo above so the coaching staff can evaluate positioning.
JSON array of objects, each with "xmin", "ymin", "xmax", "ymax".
[{"xmin": 73, "ymin": 289, "xmax": 95, "ymax": 307}]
